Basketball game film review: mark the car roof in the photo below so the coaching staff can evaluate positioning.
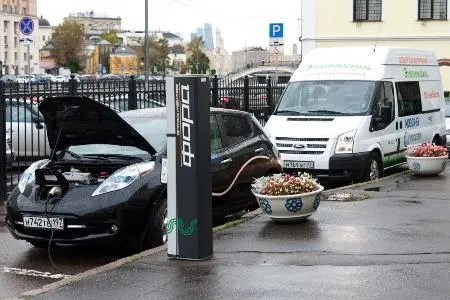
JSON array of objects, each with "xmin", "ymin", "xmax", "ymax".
[{"xmin": 118, "ymin": 107, "xmax": 251, "ymax": 119}]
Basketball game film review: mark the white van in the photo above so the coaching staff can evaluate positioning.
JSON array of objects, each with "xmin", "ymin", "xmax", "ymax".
[{"xmin": 265, "ymin": 47, "xmax": 446, "ymax": 183}]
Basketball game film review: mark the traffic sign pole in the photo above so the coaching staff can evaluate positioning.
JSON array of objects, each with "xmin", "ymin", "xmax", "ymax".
[{"xmin": 18, "ymin": 17, "xmax": 34, "ymax": 93}]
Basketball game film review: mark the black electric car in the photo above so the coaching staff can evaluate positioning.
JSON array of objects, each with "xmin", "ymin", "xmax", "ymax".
[{"xmin": 5, "ymin": 96, "xmax": 282, "ymax": 251}]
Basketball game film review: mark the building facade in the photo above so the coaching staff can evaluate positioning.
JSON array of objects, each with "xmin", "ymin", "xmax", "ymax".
[
  {"xmin": 302, "ymin": 0, "xmax": 450, "ymax": 90},
  {"xmin": 37, "ymin": 16, "xmax": 52, "ymax": 51},
  {"xmin": 0, "ymin": 0, "xmax": 39, "ymax": 75},
  {"xmin": 231, "ymin": 47, "xmax": 269, "ymax": 72},
  {"xmin": 65, "ymin": 11, "xmax": 121, "ymax": 35}
]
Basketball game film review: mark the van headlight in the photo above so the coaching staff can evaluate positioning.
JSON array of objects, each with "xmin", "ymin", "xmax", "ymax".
[
  {"xmin": 335, "ymin": 130, "xmax": 357, "ymax": 154},
  {"xmin": 91, "ymin": 162, "xmax": 155, "ymax": 196},
  {"xmin": 17, "ymin": 159, "xmax": 50, "ymax": 193}
]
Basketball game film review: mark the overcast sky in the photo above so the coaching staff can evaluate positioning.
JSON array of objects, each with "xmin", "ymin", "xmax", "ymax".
[{"xmin": 37, "ymin": 0, "xmax": 302, "ymax": 53}]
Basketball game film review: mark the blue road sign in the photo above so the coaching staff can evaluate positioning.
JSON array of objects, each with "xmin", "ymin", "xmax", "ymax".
[
  {"xmin": 269, "ymin": 23, "xmax": 284, "ymax": 38},
  {"xmin": 19, "ymin": 17, "xmax": 34, "ymax": 35}
]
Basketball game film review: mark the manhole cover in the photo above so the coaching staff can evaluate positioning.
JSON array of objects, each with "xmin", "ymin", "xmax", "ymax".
[{"xmin": 322, "ymin": 192, "xmax": 368, "ymax": 202}]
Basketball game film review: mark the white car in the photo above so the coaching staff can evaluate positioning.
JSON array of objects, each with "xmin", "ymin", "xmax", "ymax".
[
  {"xmin": 53, "ymin": 75, "xmax": 67, "ymax": 83},
  {"xmin": 5, "ymin": 100, "xmax": 51, "ymax": 161},
  {"xmin": 5, "ymin": 131, "xmax": 15, "ymax": 165}
]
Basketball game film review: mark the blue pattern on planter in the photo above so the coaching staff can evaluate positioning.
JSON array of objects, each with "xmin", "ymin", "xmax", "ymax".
[
  {"xmin": 313, "ymin": 193, "xmax": 321, "ymax": 210},
  {"xmin": 412, "ymin": 161, "xmax": 421, "ymax": 170},
  {"xmin": 285, "ymin": 198, "xmax": 303, "ymax": 213},
  {"xmin": 258, "ymin": 198, "xmax": 272, "ymax": 214}
]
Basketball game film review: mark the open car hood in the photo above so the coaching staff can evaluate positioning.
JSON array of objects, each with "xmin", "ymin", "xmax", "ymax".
[{"xmin": 39, "ymin": 96, "xmax": 156, "ymax": 155}]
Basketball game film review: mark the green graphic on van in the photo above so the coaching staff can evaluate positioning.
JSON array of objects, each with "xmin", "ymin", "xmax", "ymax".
[
  {"xmin": 384, "ymin": 153, "xmax": 406, "ymax": 168},
  {"xmin": 166, "ymin": 218, "xmax": 198, "ymax": 236},
  {"xmin": 402, "ymin": 68, "xmax": 428, "ymax": 79}
]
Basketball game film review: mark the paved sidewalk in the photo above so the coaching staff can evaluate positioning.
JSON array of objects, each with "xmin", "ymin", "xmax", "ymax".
[{"xmin": 18, "ymin": 168, "xmax": 450, "ymax": 300}]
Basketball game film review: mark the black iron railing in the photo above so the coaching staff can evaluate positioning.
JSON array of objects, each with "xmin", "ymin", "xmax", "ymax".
[{"xmin": 0, "ymin": 74, "xmax": 287, "ymax": 197}]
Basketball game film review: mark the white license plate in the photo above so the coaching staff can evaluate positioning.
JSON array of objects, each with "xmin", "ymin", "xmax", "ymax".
[
  {"xmin": 283, "ymin": 161, "xmax": 314, "ymax": 169},
  {"xmin": 23, "ymin": 216, "xmax": 64, "ymax": 230}
]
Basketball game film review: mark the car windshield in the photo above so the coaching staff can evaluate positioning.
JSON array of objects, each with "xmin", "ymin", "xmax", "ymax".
[
  {"xmin": 275, "ymin": 80, "xmax": 376, "ymax": 116},
  {"xmin": 67, "ymin": 113, "xmax": 167, "ymax": 158}
]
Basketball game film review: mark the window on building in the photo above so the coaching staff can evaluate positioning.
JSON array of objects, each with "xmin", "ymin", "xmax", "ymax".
[
  {"xmin": 11, "ymin": 5, "xmax": 17, "ymax": 13},
  {"xmin": 419, "ymin": 0, "xmax": 447, "ymax": 20},
  {"xmin": 24, "ymin": 53, "xmax": 26, "ymax": 61},
  {"xmin": 353, "ymin": 0, "xmax": 382, "ymax": 21},
  {"xmin": 21, "ymin": 7, "xmax": 26, "ymax": 14},
  {"xmin": 2, "ymin": 4, "xmax": 7, "ymax": 12},
  {"xmin": 14, "ymin": 52, "xmax": 17, "ymax": 61},
  {"xmin": 30, "ymin": 55, "xmax": 33, "ymax": 60},
  {"xmin": 43, "ymin": 36, "xmax": 46, "ymax": 41},
  {"xmin": 396, "ymin": 82, "xmax": 422, "ymax": 117}
]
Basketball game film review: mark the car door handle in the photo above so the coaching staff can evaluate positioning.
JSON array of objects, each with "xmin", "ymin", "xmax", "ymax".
[
  {"xmin": 254, "ymin": 147, "xmax": 264, "ymax": 153},
  {"xmin": 221, "ymin": 158, "xmax": 232, "ymax": 164}
]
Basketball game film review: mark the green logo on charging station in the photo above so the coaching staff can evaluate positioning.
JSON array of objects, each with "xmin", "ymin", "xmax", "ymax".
[{"xmin": 167, "ymin": 218, "xmax": 198, "ymax": 236}]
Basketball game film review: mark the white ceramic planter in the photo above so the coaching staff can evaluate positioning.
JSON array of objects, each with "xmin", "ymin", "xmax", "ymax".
[
  {"xmin": 405, "ymin": 155, "xmax": 448, "ymax": 176},
  {"xmin": 252, "ymin": 185, "xmax": 324, "ymax": 222}
]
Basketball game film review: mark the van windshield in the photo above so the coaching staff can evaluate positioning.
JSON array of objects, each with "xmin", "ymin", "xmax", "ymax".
[{"xmin": 275, "ymin": 80, "xmax": 376, "ymax": 116}]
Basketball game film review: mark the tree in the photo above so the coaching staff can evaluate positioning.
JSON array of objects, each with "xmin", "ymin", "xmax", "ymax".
[
  {"xmin": 186, "ymin": 37, "xmax": 210, "ymax": 74},
  {"xmin": 133, "ymin": 37, "xmax": 170, "ymax": 75},
  {"xmin": 100, "ymin": 29, "xmax": 120, "ymax": 45},
  {"xmin": 51, "ymin": 20, "xmax": 86, "ymax": 73}
]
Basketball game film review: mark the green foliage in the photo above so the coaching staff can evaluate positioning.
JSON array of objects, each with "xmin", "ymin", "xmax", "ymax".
[
  {"xmin": 100, "ymin": 29, "xmax": 120, "ymax": 45},
  {"xmin": 134, "ymin": 37, "xmax": 170, "ymax": 74},
  {"xmin": 51, "ymin": 20, "xmax": 86, "ymax": 73},
  {"xmin": 186, "ymin": 37, "xmax": 210, "ymax": 74}
]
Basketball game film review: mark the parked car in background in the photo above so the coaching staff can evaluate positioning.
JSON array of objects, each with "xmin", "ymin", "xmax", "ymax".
[
  {"xmin": 5, "ymin": 131, "xmax": 15, "ymax": 166},
  {"xmin": 79, "ymin": 74, "xmax": 98, "ymax": 82},
  {"xmin": 53, "ymin": 75, "xmax": 67, "ymax": 83},
  {"xmin": 32, "ymin": 74, "xmax": 51, "ymax": 85},
  {"xmin": 6, "ymin": 96, "xmax": 281, "ymax": 251},
  {"xmin": 0, "ymin": 75, "xmax": 18, "ymax": 83},
  {"xmin": 4, "ymin": 100, "xmax": 51, "ymax": 161}
]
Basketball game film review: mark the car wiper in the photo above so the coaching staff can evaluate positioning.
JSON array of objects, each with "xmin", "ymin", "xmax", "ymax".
[
  {"xmin": 306, "ymin": 110, "xmax": 345, "ymax": 116},
  {"xmin": 275, "ymin": 110, "xmax": 303, "ymax": 115},
  {"xmin": 81, "ymin": 154, "xmax": 143, "ymax": 161},
  {"xmin": 64, "ymin": 150, "xmax": 82, "ymax": 159}
]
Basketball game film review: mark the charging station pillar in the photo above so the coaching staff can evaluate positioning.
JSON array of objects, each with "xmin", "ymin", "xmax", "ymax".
[{"xmin": 166, "ymin": 76, "xmax": 212, "ymax": 260}]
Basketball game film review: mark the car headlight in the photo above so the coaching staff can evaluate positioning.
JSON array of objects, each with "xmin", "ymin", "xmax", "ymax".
[
  {"xmin": 91, "ymin": 161, "xmax": 155, "ymax": 196},
  {"xmin": 335, "ymin": 130, "xmax": 357, "ymax": 154},
  {"xmin": 17, "ymin": 159, "xmax": 50, "ymax": 193}
]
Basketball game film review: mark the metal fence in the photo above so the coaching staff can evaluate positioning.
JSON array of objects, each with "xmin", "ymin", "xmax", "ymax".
[{"xmin": 1, "ymin": 75, "xmax": 286, "ymax": 200}]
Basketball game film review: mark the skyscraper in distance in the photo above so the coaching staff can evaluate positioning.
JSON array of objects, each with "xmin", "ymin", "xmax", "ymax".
[{"xmin": 203, "ymin": 23, "xmax": 214, "ymax": 49}]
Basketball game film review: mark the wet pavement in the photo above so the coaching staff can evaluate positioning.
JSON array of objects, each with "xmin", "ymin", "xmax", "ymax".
[
  {"xmin": 30, "ymin": 166, "xmax": 450, "ymax": 300},
  {"xmin": 0, "ymin": 225, "xmax": 123, "ymax": 299}
]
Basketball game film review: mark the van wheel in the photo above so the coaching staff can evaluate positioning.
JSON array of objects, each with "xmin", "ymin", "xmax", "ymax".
[
  {"xmin": 142, "ymin": 198, "xmax": 168, "ymax": 250},
  {"xmin": 363, "ymin": 152, "xmax": 382, "ymax": 182}
]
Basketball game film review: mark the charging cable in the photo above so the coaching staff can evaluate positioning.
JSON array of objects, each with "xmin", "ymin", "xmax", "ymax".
[{"xmin": 212, "ymin": 155, "xmax": 270, "ymax": 197}]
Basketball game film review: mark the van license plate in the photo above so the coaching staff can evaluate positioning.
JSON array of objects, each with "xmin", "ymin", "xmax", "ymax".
[
  {"xmin": 283, "ymin": 161, "xmax": 314, "ymax": 169},
  {"xmin": 23, "ymin": 216, "xmax": 64, "ymax": 230}
]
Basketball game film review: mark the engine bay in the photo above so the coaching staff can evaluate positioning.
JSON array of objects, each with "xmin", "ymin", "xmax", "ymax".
[{"xmin": 35, "ymin": 160, "xmax": 133, "ymax": 201}]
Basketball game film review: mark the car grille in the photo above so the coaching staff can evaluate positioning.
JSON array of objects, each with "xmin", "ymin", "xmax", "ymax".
[{"xmin": 275, "ymin": 137, "xmax": 329, "ymax": 155}]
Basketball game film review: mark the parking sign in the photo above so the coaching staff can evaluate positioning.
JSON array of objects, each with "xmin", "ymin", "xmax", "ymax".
[{"xmin": 269, "ymin": 23, "xmax": 284, "ymax": 38}]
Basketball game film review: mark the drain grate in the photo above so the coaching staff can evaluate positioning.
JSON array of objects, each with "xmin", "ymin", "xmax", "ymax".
[{"xmin": 322, "ymin": 192, "xmax": 369, "ymax": 202}]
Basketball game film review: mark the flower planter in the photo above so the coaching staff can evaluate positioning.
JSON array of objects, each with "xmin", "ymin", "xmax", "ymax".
[
  {"xmin": 252, "ymin": 185, "xmax": 324, "ymax": 222},
  {"xmin": 405, "ymin": 155, "xmax": 448, "ymax": 176}
]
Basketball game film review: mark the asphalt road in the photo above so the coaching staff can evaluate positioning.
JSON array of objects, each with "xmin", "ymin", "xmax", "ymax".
[
  {"xmin": 0, "ymin": 165, "xmax": 408, "ymax": 299},
  {"xmin": 33, "ymin": 167, "xmax": 450, "ymax": 299}
]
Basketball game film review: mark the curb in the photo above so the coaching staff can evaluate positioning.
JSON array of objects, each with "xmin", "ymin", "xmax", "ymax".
[
  {"xmin": 18, "ymin": 210, "xmax": 261, "ymax": 299},
  {"xmin": 0, "ymin": 203, "xmax": 6, "ymax": 227},
  {"xmin": 323, "ymin": 169, "xmax": 411, "ymax": 195}
]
